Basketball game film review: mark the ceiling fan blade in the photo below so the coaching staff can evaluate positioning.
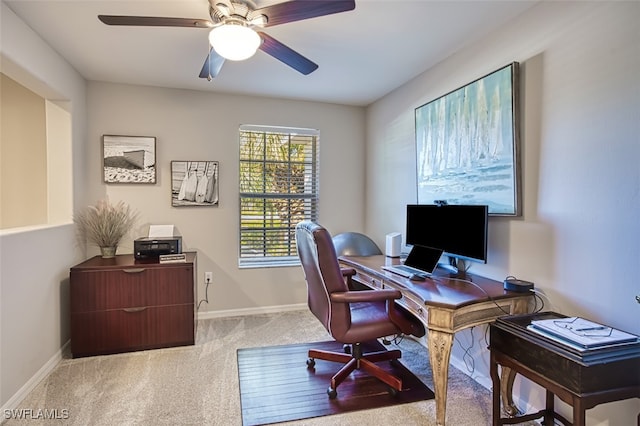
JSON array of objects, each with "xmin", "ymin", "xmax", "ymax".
[
  {"xmin": 199, "ymin": 49, "xmax": 225, "ymax": 80},
  {"xmin": 252, "ymin": 0, "xmax": 355, "ymax": 27},
  {"xmin": 98, "ymin": 15, "xmax": 213, "ymax": 28},
  {"xmin": 258, "ymin": 32, "xmax": 318, "ymax": 75}
]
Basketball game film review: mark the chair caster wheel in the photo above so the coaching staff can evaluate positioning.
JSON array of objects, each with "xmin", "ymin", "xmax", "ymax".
[
  {"xmin": 388, "ymin": 387, "xmax": 398, "ymax": 397},
  {"xmin": 327, "ymin": 387, "xmax": 337, "ymax": 399},
  {"xmin": 343, "ymin": 344, "xmax": 351, "ymax": 354},
  {"xmin": 306, "ymin": 358, "xmax": 315, "ymax": 368}
]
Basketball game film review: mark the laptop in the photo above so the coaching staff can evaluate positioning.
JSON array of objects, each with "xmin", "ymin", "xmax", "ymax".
[{"xmin": 382, "ymin": 244, "xmax": 443, "ymax": 279}]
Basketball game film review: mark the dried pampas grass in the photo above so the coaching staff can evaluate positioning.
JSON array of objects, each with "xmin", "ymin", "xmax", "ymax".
[{"xmin": 74, "ymin": 199, "xmax": 139, "ymax": 248}]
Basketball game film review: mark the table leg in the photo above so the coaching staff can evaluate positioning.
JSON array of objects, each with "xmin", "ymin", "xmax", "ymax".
[
  {"xmin": 572, "ymin": 397, "xmax": 586, "ymax": 426},
  {"xmin": 500, "ymin": 366, "xmax": 520, "ymax": 416},
  {"xmin": 544, "ymin": 389, "xmax": 555, "ymax": 425},
  {"xmin": 497, "ymin": 299, "xmax": 529, "ymax": 418},
  {"xmin": 490, "ymin": 351, "xmax": 502, "ymax": 426},
  {"xmin": 428, "ymin": 328, "xmax": 454, "ymax": 426}
]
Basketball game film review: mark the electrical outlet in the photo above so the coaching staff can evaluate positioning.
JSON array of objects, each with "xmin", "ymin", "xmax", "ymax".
[{"xmin": 205, "ymin": 272, "xmax": 213, "ymax": 283}]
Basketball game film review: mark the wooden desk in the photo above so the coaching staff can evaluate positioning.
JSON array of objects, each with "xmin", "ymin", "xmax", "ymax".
[
  {"xmin": 490, "ymin": 312, "xmax": 640, "ymax": 426},
  {"xmin": 339, "ymin": 255, "xmax": 532, "ymax": 426}
]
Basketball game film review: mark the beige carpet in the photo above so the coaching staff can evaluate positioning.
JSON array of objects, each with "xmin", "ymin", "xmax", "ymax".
[{"xmin": 3, "ymin": 310, "xmax": 538, "ymax": 425}]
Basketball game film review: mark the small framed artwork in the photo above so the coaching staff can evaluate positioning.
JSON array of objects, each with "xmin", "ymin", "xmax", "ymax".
[
  {"xmin": 103, "ymin": 135, "xmax": 156, "ymax": 184},
  {"xmin": 171, "ymin": 161, "xmax": 219, "ymax": 207}
]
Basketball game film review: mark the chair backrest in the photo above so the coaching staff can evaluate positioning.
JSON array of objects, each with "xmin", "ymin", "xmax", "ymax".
[
  {"xmin": 295, "ymin": 221, "xmax": 351, "ymax": 338},
  {"xmin": 332, "ymin": 232, "xmax": 382, "ymax": 256}
]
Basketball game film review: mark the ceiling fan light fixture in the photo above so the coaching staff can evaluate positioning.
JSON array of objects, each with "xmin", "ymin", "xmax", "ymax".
[{"xmin": 209, "ymin": 24, "xmax": 260, "ymax": 61}]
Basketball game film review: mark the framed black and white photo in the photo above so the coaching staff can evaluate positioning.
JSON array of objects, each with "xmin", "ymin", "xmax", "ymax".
[
  {"xmin": 103, "ymin": 135, "xmax": 156, "ymax": 184},
  {"xmin": 415, "ymin": 62, "xmax": 521, "ymax": 216},
  {"xmin": 171, "ymin": 161, "xmax": 219, "ymax": 207}
]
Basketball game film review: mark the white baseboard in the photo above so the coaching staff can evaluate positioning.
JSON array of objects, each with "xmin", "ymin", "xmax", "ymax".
[
  {"xmin": 1, "ymin": 341, "xmax": 69, "ymax": 414},
  {"xmin": 197, "ymin": 303, "xmax": 307, "ymax": 320}
]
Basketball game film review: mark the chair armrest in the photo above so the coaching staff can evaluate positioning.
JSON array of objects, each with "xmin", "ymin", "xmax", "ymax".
[
  {"xmin": 341, "ymin": 268, "xmax": 357, "ymax": 290},
  {"xmin": 330, "ymin": 289, "xmax": 402, "ymax": 304},
  {"xmin": 341, "ymin": 268, "xmax": 356, "ymax": 278}
]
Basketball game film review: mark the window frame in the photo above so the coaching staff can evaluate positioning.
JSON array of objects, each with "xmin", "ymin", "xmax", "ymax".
[{"xmin": 238, "ymin": 125, "xmax": 319, "ymax": 268}]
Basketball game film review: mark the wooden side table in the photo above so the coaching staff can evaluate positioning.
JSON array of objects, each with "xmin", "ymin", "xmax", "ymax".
[{"xmin": 490, "ymin": 312, "xmax": 640, "ymax": 426}]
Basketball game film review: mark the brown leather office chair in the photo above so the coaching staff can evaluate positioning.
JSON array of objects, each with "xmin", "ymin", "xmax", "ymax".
[{"xmin": 295, "ymin": 220, "xmax": 424, "ymax": 398}]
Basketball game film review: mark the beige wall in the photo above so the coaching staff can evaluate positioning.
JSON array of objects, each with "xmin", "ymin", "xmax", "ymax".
[
  {"xmin": 365, "ymin": 2, "xmax": 639, "ymax": 424},
  {"xmin": 0, "ymin": 73, "xmax": 47, "ymax": 228},
  {"xmin": 46, "ymin": 100, "xmax": 73, "ymax": 225},
  {"xmin": 1, "ymin": 2, "xmax": 87, "ymax": 410},
  {"xmin": 87, "ymin": 82, "xmax": 366, "ymax": 313}
]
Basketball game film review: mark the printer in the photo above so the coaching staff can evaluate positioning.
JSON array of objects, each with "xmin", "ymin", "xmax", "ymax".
[{"xmin": 134, "ymin": 236, "xmax": 182, "ymax": 259}]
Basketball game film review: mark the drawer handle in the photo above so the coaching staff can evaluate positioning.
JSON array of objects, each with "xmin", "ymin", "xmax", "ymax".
[
  {"xmin": 122, "ymin": 307, "xmax": 147, "ymax": 313},
  {"xmin": 123, "ymin": 268, "xmax": 145, "ymax": 274}
]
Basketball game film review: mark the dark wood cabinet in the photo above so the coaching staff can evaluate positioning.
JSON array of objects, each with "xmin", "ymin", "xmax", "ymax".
[{"xmin": 70, "ymin": 253, "xmax": 197, "ymax": 357}]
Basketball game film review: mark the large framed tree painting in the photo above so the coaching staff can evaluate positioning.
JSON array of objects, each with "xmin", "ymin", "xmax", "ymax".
[{"xmin": 415, "ymin": 62, "xmax": 521, "ymax": 216}]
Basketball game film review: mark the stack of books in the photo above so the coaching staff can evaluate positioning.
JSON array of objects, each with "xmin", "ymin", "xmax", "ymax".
[{"xmin": 527, "ymin": 316, "xmax": 640, "ymax": 362}]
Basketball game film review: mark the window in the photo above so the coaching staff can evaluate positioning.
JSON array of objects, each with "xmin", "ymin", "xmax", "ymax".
[{"xmin": 239, "ymin": 125, "xmax": 319, "ymax": 267}]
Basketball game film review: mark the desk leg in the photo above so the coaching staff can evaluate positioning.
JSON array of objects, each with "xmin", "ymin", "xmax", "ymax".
[{"xmin": 428, "ymin": 328, "xmax": 454, "ymax": 426}]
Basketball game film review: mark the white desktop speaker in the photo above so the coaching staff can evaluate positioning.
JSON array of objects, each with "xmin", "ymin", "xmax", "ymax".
[{"xmin": 385, "ymin": 232, "xmax": 402, "ymax": 258}]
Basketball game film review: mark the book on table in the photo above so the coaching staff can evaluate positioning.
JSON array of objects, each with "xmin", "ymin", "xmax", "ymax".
[{"xmin": 528, "ymin": 316, "xmax": 639, "ymax": 351}]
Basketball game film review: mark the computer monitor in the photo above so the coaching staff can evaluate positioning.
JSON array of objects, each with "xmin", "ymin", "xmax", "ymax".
[{"xmin": 406, "ymin": 204, "xmax": 488, "ymax": 274}]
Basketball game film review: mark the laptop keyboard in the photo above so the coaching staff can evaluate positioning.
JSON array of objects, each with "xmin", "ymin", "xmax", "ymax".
[
  {"xmin": 384, "ymin": 264, "xmax": 429, "ymax": 278},
  {"xmin": 395, "ymin": 265, "xmax": 417, "ymax": 273}
]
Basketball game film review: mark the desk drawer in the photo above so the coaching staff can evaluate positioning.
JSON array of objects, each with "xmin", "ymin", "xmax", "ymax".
[
  {"xmin": 351, "ymin": 269, "xmax": 427, "ymax": 322},
  {"xmin": 353, "ymin": 271, "xmax": 384, "ymax": 290},
  {"xmin": 399, "ymin": 295, "xmax": 428, "ymax": 323}
]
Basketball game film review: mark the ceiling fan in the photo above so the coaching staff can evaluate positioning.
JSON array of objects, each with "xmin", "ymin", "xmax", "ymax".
[{"xmin": 98, "ymin": 0, "xmax": 356, "ymax": 80}]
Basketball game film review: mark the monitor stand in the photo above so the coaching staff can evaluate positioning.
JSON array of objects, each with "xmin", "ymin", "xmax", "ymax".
[{"xmin": 439, "ymin": 256, "xmax": 467, "ymax": 278}]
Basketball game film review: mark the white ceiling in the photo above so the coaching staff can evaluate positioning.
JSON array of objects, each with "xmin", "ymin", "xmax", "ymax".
[{"xmin": 5, "ymin": 0, "xmax": 538, "ymax": 106}]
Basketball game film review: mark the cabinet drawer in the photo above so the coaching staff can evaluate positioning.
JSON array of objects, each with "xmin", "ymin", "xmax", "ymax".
[
  {"xmin": 71, "ymin": 304, "xmax": 194, "ymax": 357},
  {"xmin": 70, "ymin": 265, "xmax": 193, "ymax": 312}
]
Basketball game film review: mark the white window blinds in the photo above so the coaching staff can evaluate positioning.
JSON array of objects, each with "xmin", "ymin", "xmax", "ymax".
[{"xmin": 239, "ymin": 125, "xmax": 319, "ymax": 267}]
